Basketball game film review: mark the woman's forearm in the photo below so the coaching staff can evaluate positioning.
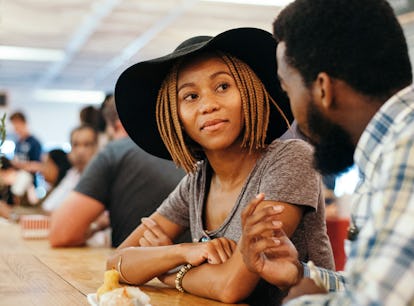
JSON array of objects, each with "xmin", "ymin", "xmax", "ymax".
[
  {"xmin": 179, "ymin": 247, "xmax": 260, "ymax": 303},
  {"xmin": 107, "ymin": 244, "xmax": 187, "ymax": 285}
]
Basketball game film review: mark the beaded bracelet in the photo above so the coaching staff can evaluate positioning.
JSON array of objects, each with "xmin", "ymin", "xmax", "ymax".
[{"xmin": 175, "ymin": 263, "xmax": 193, "ymax": 293}]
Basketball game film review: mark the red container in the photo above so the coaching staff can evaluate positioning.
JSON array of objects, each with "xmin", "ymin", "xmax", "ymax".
[{"xmin": 326, "ymin": 217, "xmax": 350, "ymax": 271}]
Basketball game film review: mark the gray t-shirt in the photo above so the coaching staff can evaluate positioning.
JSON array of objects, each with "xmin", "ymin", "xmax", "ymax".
[
  {"xmin": 158, "ymin": 138, "xmax": 334, "ymax": 305},
  {"xmin": 75, "ymin": 137, "xmax": 185, "ymax": 247}
]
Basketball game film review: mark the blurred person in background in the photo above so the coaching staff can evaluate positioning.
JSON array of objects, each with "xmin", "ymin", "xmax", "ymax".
[
  {"xmin": 38, "ymin": 149, "xmax": 72, "ymax": 206},
  {"xmin": 41, "ymin": 124, "xmax": 98, "ymax": 213},
  {"xmin": 0, "ymin": 149, "xmax": 71, "ymax": 222},
  {"xmin": 0, "ymin": 156, "xmax": 36, "ymax": 207},
  {"xmin": 9, "ymin": 111, "xmax": 43, "ymax": 189},
  {"xmin": 0, "ymin": 157, "xmax": 17, "ymax": 205},
  {"xmin": 79, "ymin": 94, "xmax": 112, "ymax": 150},
  {"xmin": 49, "ymin": 96, "xmax": 185, "ymax": 248}
]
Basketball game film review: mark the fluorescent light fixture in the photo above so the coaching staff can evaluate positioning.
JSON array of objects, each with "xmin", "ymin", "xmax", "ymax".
[
  {"xmin": 0, "ymin": 46, "xmax": 64, "ymax": 62},
  {"xmin": 202, "ymin": 0, "xmax": 294, "ymax": 6},
  {"xmin": 34, "ymin": 89, "xmax": 105, "ymax": 104}
]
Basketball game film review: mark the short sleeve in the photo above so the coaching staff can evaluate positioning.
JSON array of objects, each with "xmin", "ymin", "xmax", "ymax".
[
  {"xmin": 260, "ymin": 139, "xmax": 321, "ymax": 210},
  {"xmin": 157, "ymin": 174, "xmax": 192, "ymax": 227},
  {"xmin": 75, "ymin": 149, "xmax": 112, "ymax": 205}
]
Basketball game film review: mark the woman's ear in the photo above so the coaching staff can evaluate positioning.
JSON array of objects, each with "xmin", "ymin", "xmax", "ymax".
[{"xmin": 314, "ymin": 72, "xmax": 335, "ymax": 110}]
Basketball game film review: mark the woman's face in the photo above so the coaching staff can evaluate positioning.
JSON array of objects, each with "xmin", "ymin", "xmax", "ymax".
[
  {"xmin": 40, "ymin": 155, "xmax": 59, "ymax": 185},
  {"xmin": 177, "ymin": 54, "xmax": 244, "ymax": 154}
]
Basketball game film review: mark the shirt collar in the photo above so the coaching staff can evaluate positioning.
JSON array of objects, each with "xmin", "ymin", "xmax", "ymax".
[{"xmin": 354, "ymin": 85, "xmax": 414, "ymax": 178}]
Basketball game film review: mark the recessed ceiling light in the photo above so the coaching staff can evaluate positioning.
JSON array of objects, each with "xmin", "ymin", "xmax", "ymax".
[
  {"xmin": 0, "ymin": 46, "xmax": 64, "ymax": 62},
  {"xmin": 202, "ymin": 0, "xmax": 294, "ymax": 6},
  {"xmin": 34, "ymin": 89, "xmax": 105, "ymax": 104}
]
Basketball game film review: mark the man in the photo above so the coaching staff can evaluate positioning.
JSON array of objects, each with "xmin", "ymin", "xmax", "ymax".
[
  {"xmin": 49, "ymin": 97, "xmax": 185, "ymax": 247},
  {"xmin": 10, "ymin": 111, "xmax": 42, "ymax": 188},
  {"xmin": 10, "ymin": 111, "xmax": 42, "ymax": 164},
  {"xmin": 42, "ymin": 124, "xmax": 99, "ymax": 212},
  {"xmin": 240, "ymin": 0, "xmax": 414, "ymax": 305}
]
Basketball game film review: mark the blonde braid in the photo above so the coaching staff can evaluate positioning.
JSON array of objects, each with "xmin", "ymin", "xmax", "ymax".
[
  {"xmin": 221, "ymin": 54, "xmax": 270, "ymax": 151},
  {"xmin": 156, "ymin": 64, "xmax": 197, "ymax": 173}
]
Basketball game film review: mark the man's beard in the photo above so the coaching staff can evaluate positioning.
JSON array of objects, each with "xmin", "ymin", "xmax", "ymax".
[{"xmin": 307, "ymin": 105, "xmax": 355, "ymax": 176}]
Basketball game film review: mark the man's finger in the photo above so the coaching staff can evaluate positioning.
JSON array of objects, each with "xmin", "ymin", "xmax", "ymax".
[{"xmin": 241, "ymin": 193, "xmax": 266, "ymax": 225}]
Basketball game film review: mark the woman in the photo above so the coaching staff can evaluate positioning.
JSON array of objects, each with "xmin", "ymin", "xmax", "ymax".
[
  {"xmin": 41, "ymin": 149, "xmax": 72, "ymax": 189},
  {"xmin": 109, "ymin": 28, "xmax": 334, "ymax": 305},
  {"xmin": 0, "ymin": 149, "xmax": 71, "ymax": 221}
]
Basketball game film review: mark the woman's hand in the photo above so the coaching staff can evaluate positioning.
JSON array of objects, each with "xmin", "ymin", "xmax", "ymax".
[
  {"xmin": 240, "ymin": 194, "xmax": 302, "ymax": 289},
  {"xmin": 139, "ymin": 217, "xmax": 173, "ymax": 246},
  {"xmin": 183, "ymin": 237, "xmax": 237, "ymax": 266}
]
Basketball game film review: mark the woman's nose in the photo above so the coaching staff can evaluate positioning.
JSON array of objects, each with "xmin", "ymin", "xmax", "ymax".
[{"xmin": 199, "ymin": 96, "xmax": 219, "ymax": 114}]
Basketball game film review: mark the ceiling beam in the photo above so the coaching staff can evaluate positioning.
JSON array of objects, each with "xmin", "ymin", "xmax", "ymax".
[
  {"xmin": 91, "ymin": 0, "xmax": 198, "ymax": 86},
  {"xmin": 35, "ymin": 0, "xmax": 121, "ymax": 89}
]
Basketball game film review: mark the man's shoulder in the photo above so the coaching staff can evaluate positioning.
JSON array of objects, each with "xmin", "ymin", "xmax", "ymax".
[
  {"xmin": 24, "ymin": 135, "xmax": 42, "ymax": 147},
  {"xmin": 101, "ymin": 137, "xmax": 138, "ymax": 155}
]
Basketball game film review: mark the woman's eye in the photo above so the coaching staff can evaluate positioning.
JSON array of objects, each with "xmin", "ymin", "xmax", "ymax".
[
  {"xmin": 183, "ymin": 93, "xmax": 198, "ymax": 101},
  {"xmin": 217, "ymin": 83, "xmax": 229, "ymax": 92}
]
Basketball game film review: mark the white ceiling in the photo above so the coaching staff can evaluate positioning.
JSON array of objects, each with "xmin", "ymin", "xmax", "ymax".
[
  {"xmin": 0, "ymin": 0, "xmax": 290, "ymax": 105},
  {"xmin": 0, "ymin": 0, "xmax": 413, "ymax": 147}
]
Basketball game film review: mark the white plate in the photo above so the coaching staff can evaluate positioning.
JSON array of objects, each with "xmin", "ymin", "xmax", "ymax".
[
  {"xmin": 86, "ymin": 293, "xmax": 98, "ymax": 306},
  {"xmin": 86, "ymin": 289, "xmax": 151, "ymax": 306}
]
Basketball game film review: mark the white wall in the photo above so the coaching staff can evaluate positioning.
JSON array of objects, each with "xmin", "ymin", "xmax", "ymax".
[{"xmin": 3, "ymin": 92, "xmax": 95, "ymax": 153}]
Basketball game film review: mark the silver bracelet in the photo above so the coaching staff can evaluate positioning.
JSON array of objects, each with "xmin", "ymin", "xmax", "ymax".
[
  {"xmin": 116, "ymin": 255, "xmax": 133, "ymax": 284},
  {"xmin": 175, "ymin": 263, "xmax": 193, "ymax": 293}
]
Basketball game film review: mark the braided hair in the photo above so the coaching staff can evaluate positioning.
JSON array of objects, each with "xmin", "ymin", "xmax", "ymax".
[{"xmin": 156, "ymin": 52, "xmax": 289, "ymax": 173}]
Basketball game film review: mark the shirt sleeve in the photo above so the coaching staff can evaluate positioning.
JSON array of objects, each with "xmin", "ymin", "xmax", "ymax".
[
  {"xmin": 261, "ymin": 140, "xmax": 321, "ymax": 210},
  {"xmin": 156, "ymin": 174, "xmax": 192, "ymax": 228},
  {"xmin": 302, "ymin": 262, "xmax": 346, "ymax": 292},
  {"xmin": 75, "ymin": 149, "xmax": 112, "ymax": 205}
]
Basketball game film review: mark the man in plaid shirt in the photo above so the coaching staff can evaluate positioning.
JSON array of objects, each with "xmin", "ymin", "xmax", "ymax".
[{"xmin": 240, "ymin": 0, "xmax": 414, "ymax": 305}]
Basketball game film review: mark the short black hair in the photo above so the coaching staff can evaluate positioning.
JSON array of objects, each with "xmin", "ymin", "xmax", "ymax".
[
  {"xmin": 48, "ymin": 149, "xmax": 71, "ymax": 186},
  {"xmin": 10, "ymin": 111, "xmax": 26, "ymax": 123},
  {"xmin": 273, "ymin": 0, "xmax": 412, "ymax": 99}
]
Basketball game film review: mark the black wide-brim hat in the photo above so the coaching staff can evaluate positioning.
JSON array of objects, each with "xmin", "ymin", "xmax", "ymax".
[{"xmin": 115, "ymin": 27, "xmax": 293, "ymax": 160}]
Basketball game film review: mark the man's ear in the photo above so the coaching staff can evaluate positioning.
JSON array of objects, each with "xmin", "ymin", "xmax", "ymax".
[{"xmin": 314, "ymin": 72, "xmax": 335, "ymax": 110}]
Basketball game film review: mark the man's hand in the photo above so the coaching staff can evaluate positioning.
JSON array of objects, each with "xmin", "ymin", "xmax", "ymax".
[
  {"xmin": 0, "ymin": 201, "xmax": 12, "ymax": 219},
  {"xmin": 240, "ymin": 194, "xmax": 302, "ymax": 289}
]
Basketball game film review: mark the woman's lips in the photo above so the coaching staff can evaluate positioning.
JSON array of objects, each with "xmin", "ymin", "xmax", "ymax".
[{"xmin": 201, "ymin": 119, "xmax": 227, "ymax": 131}]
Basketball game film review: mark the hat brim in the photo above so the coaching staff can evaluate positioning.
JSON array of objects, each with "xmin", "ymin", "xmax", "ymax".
[{"xmin": 115, "ymin": 27, "xmax": 293, "ymax": 160}]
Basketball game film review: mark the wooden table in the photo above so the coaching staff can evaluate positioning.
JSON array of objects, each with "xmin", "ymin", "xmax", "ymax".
[{"xmin": 0, "ymin": 219, "xmax": 247, "ymax": 306}]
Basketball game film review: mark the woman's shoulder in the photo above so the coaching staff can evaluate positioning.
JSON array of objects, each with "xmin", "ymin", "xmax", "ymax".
[{"xmin": 265, "ymin": 138, "xmax": 314, "ymax": 158}]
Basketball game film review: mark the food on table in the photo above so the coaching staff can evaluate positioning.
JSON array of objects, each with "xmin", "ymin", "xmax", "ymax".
[
  {"xmin": 96, "ymin": 269, "xmax": 151, "ymax": 306},
  {"xmin": 97, "ymin": 269, "xmax": 122, "ymax": 299},
  {"xmin": 99, "ymin": 287, "xmax": 151, "ymax": 306}
]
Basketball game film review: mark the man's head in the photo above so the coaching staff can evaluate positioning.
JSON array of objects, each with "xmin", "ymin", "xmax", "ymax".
[
  {"xmin": 273, "ymin": 0, "xmax": 412, "ymax": 175},
  {"xmin": 10, "ymin": 111, "xmax": 29, "ymax": 139},
  {"xmin": 69, "ymin": 125, "xmax": 98, "ymax": 172},
  {"xmin": 101, "ymin": 95, "xmax": 126, "ymax": 140}
]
